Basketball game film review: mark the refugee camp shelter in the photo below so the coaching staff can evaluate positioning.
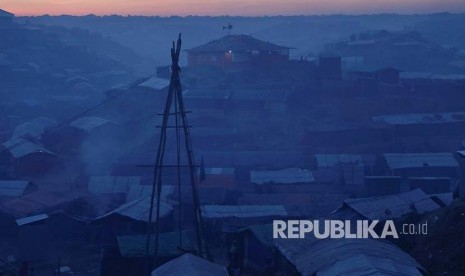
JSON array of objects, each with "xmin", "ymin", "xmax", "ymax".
[
  {"xmin": 373, "ymin": 111, "xmax": 465, "ymax": 137},
  {"xmin": 333, "ymin": 189, "xmax": 443, "ymax": 221},
  {"xmin": 236, "ymin": 224, "xmax": 274, "ymax": 273},
  {"xmin": 318, "ymin": 56, "xmax": 342, "ymax": 80},
  {"xmin": 383, "ymin": 152, "xmax": 458, "ymax": 178},
  {"xmin": 0, "ymin": 9, "xmax": 14, "ymax": 25},
  {"xmin": 202, "ymin": 205, "xmax": 287, "ymax": 232},
  {"xmin": 16, "ymin": 214, "xmax": 53, "ymax": 261},
  {"xmin": 274, "ymin": 237, "xmax": 427, "ymax": 275},
  {"xmin": 92, "ymin": 196, "xmax": 174, "ymax": 240},
  {"xmin": 102, "ymin": 232, "xmax": 193, "ymax": 276},
  {"xmin": 88, "ymin": 176, "xmax": 141, "ymax": 195},
  {"xmin": 187, "ymin": 34, "xmax": 292, "ymax": 68},
  {"xmin": 199, "ymin": 167, "xmax": 236, "ymax": 190},
  {"xmin": 313, "ymin": 154, "xmax": 365, "ymax": 193},
  {"xmin": 239, "ymin": 193, "xmax": 348, "ymax": 218},
  {"xmin": 364, "ymin": 176, "xmax": 402, "ymax": 196},
  {"xmin": 250, "ymin": 168, "xmax": 314, "ymax": 193},
  {"xmin": 408, "ymin": 177, "xmax": 451, "ymax": 194},
  {"xmin": 0, "ymin": 180, "xmax": 33, "ymax": 198},
  {"xmin": 151, "ymin": 253, "xmax": 228, "ymax": 276}
]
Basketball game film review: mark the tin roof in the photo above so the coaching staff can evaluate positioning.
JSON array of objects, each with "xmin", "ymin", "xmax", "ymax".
[
  {"xmin": 183, "ymin": 89, "xmax": 231, "ymax": 100},
  {"xmin": 0, "ymin": 9, "xmax": 14, "ymax": 17},
  {"xmin": 11, "ymin": 117, "xmax": 57, "ymax": 139},
  {"xmin": 126, "ymin": 184, "xmax": 175, "ymax": 202},
  {"xmin": 204, "ymin": 168, "xmax": 235, "ymax": 175},
  {"xmin": 0, "ymin": 180, "xmax": 31, "ymax": 197},
  {"xmin": 16, "ymin": 214, "xmax": 48, "ymax": 226},
  {"xmin": 70, "ymin": 116, "xmax": 114, "ymax": 132},
  {"xmin": 250, "ymin": 168, "xmax": 314, "ymax": 185},
  {"xmin": 202, "ymin": 205, "xmax": 287, "ymax": 219},
  {"xmin": 2, "ymin": 139, "xmax": 55, "ymax": 158},
  {"xmin": 239, "ymin": 193, "xmax": 347, "ymax": 218},
  {"xmin": 230, "ymin": 88, "xmax": 290, "ymax": 102},
  {"xmin": 95, "ymin": 196, "xmax": 173, "ymax": 222},
  {"xmin": 373, "ymin": 111, "xmax": 465, "ymax": 125},
  {"xmin": 151, "ymin": 253, "xmax": 228, "ymax": 276},
  {"xmin": 315, "ymin": 154, "xmax": 363, "ymax": 167},
  {"xmin": 384, "ymin": 152, "xmax": 458, "ymax": 170},
  {"xmin": 138, "ymin": 76, "xmax": 170, "ymax": 90},
  {"xmin": 199, "ymin": 151, "xmax": 305, "ymax": 168},
  {"xmin": 118, "ymin": 231, "xmax": 192, "ymax": 258},
  {"xmin": 400, "ymin": 72, "xmax": 433, "ymax": 79},
  {"xmin": 430, "ymin": 193, "xmax": 453, "ymax": 206},
  {"xmin": 190, "ymin": 127, "xmax": 238, "ymax": 137},
  {"xmin": 237, "ymin": 224, "xmax": 274, "ymax": 247},
  {"xmin": 187, "ymin": 34, "xmax": 291, "ymax": 53},
  {"xmin": 275, "ymin": 238, "xmax": 425, "ymax": 276},
  {"xmin": 341, "ymin": 189, "xmax": 441, "ymax": 220},
  {"xmin": 88, "ymin": 176, "xmax": 141, "ymax": 194},
  {"xmin": 0, "ymin": 191, "xmax": 72, "ymax": 218}
]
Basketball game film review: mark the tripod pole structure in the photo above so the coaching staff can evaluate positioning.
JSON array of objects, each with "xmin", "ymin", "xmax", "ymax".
[{"xmin": 144, "ymin": 33, "xmax": 210, "ymax": 275}]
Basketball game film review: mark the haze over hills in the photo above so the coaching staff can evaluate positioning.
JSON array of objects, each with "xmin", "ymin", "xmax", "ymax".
[
  {"xmin": 2, "ymin": 8, "xmax": 465, "ymax": 275},
  {"xmin": 15, "ymin": 13, "xmax": 465, "ymax": 68}
]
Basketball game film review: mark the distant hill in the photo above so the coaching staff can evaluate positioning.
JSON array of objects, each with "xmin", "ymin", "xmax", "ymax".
[{"xmin": 16, "ymin": 14, "xmax": 432, "ymax": 65}]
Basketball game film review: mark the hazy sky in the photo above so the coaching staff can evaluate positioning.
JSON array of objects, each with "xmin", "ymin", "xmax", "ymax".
[{"xmin": 3, "ymin": 0, "xmax": 465, "ymax": 16}]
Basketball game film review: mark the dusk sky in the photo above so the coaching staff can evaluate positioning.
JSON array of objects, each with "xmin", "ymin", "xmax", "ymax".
[{"xmin": 3, "ymin": 0, "xmax": 465, "ymax": 16}]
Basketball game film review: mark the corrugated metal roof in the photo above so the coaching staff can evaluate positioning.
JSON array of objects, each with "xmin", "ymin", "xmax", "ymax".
[
  {"xmin": 315, "ymin": 154, "xmax": 363, "ymax": 167},
  {"xmin": 204, "ymin": 168, "xmax": 235, "ymax": 175},
  {"xmin": 198, "ymin": 187, "xmax": 227, "ymax": 204},
  {"xmin": 231, "ymin": 88, "xmax": 289, "ymax": 102},
  {"xmin": 342, "ymin": 189, "xmax": 441, "ymax": 220},
  {"xmin": 430, "ymin": 193, "xmax": 453, "ymax": 206},
  {"xmin": 88, "ymin": 176, "xmax": 141, "ymax": 194},
  {"xmin": 317, "ymin": 250, "xmax": 423, "ymax": 276},
  {"xmin": 0, "ymin": 191, "xmax": 72, "ymax": 218},
  {"xmin": 384, "ymin": 152, "xmax": 458, "ymax": 169},
  {"xmin": 202, "ymin": 205, "xmax": 287, "ymax": 218},
  {"xmin": 190, "ymin": 127, "xmax": 238, "ymax": 136},
  {"xmin": 373, "ymin": 111, "xmax": 465, "ymax": 125},
  {"xmin": 187, "ymin": 35, "xmax": 291, "ymax": 53},
  {"xmin": 0, "ymin": 9, "xmax": 14, "ymax": 17},
  {"xmin": 240, "ymin": 193, "xmax": 347, "ymax": 218},
  {"xmin": 274, "ymin": 237, "xmax": 425, "ymax": 276},
  {"xmin": 70, "ymin": 116, "xmax": 113, "ymax": 132},
  {"xmin": 125, "ymin": 184, "xmax": 174, "ymax": 202},
  {"xmin": 250, "ymin": 168, "xmax": 314, "ymax": 185},
  {"xmin": 183, "ymin": 89, "xmax": 231, "ymax": 100},
  {"xmin": 95, "ymin": 196, "xmax": 173, "ymax": 222},
  {"xmin": 400, "ymin": 72, "xmax": 433, "ymax": 79},
  {"xmin": 238, "ymin": 224, "xmax": 274, "ymax": 247},
  {"xmin": 152, "ymin": 253, "xmax": 228, "ymax": 276},
  {"xmin": 431, "ymin": 74, "xmax": 465, "ymax": 80},
  {"xmin": 138, "ymin": 76, "xmax": 170, "ymax": 90},
  {"xmin": 199, "ymin": 151, "xmax": 305, "ymax": 168},
  {"xmin": 3, "ymin": 138, "xmax": 56, "ymax": 158},
  {"xmin": 16, "ymin": 214, "xmax": 48, "ymax": 226},
  {"xmin": 118, "ymin": 231, "xmax": 192, "ymax": 258},
  {"xmin": 11, "ymin": 117, "xmax": 57, "ymax": 139},
  {"xmin": 0, "ymin": 180, "xmax": 30, "ymax": 197}
]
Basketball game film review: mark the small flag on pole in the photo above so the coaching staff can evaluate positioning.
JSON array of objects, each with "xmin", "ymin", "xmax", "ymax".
[{"xmin": 223, "ymin": 24, "xmax": 233, "ymax": 34}]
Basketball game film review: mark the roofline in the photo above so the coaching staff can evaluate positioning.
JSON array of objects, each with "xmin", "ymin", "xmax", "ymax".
[
  {"xmin": 185, "ymin": 47, "xmax": 295, "ymax": 53},
  {"xmin": 186, "ymin": 34, "xmax": 294, "ymax": 52},
  {"xmin": 0, "ymin": 9, "xmax": 14, "ymax": 17}
]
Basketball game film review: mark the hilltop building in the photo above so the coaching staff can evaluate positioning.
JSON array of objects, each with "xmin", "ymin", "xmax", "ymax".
[{"xmin": 186, "ymin": 34, "xmax": 292, "ymax": 68}]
